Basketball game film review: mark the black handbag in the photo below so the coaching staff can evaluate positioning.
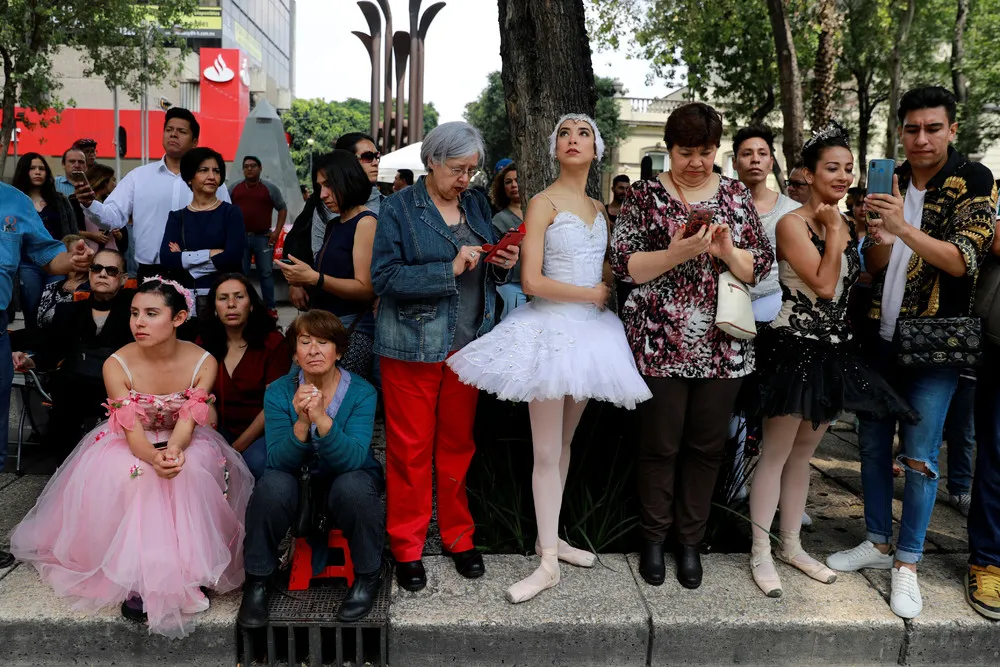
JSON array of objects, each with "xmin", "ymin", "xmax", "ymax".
[{"xmin": 895, "ymin": 316, "xmax": 983, "ymax": 368}]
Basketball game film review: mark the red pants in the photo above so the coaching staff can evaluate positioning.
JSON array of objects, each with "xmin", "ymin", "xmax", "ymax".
[{"xmin": 381, "ymin": 355, "xmax": 479, "ymax": 561}]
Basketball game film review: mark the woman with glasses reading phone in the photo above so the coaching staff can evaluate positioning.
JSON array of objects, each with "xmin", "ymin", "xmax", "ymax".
[{"xmin": 370, "ymin": 121, "xmax": 520, "ymax": 593}]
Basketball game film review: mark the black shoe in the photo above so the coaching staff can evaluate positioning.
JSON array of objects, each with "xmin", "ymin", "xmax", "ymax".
[
  {"xmin": 676, "ymin": 544, "xmax": 703, "ymax": 589},
  {"xmin": 338, "ymin": 570, "xmax": 382, "ymax": 622},
  {"xmin": 0, "ymin": 550, "xmax": 14, "ymax": 569},
  {"xmin": 639, "ymin": 540, "xmax": 665, "ymax": 586},
  {"xmin": 237, "ymin": 575, "xmax": 269, "ymax": 629},
  {"xmin": 448, "ymin": 549, "xmax": 485, "ymax": 579},
  {"xmin": 395, "ymin": 560, "xmax": 426, "ymax": 592},
  {"xmin": 120, "ymin": 595, "xmax": 148, "ymax": 623}
]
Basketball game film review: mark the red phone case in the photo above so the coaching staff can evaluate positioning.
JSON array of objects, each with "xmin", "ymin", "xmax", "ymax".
[
  {"xmin": 683, "ymin": 208, "xmax": 713, "ymax": 238},
  {"xmin": 483, "ymin": 227, "xmax": 526, "ymax": 262}
]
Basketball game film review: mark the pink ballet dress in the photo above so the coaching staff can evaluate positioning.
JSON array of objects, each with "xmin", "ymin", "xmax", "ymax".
[{"xmin": 10, "ymin": 351, "xmax": 254, "ymax": 639}]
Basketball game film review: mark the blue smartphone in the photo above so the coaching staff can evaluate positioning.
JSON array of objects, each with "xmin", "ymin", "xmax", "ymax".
[{"xmin": 867, "ymin": 159, "xmax": 895, "ymax": 195}]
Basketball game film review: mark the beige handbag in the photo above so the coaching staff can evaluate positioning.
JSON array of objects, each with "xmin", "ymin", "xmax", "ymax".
[{"xmin": 668, "ymin": 173, "xmax": 757, "ymax": 340}]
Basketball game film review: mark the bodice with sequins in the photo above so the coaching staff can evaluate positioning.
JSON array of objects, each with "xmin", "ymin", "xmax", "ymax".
[{"xmin": 770, "ymin": 220, "xmax": 861, "ymax": 343}]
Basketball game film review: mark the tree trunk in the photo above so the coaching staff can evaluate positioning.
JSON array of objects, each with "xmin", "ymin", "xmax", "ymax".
[
  {"xmin": 856, "ymin": 79, "xmax": 872, "ymax": 185},
  {"xmin": 885, "ymin": 0, "xmax": 916, "ymax": 161},
  {"xmin": 0, "ymin": 46, "xmax": 15, "ymax": 178},
  {"xmin": 951, "ymin": 0, "xmax": 969, "ymax": 103},
  {"xmin": 749, "ymin": 86, "xmax": 776, "ymax": 126},
  {"xmin": 810, "ymin": 0, "xmax": 841, "ymax": 129},
  {"xmin": 765, "ymin": 0, "xmax": 804, "ymax": 172},
  {"xmin": 498, "ymin": 0, "xmax": 599, "ymax": 202}
]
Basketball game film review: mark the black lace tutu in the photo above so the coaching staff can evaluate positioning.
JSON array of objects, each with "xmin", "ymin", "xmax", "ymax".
[{"xmin": 743, "ymin": 327, "xmax": 918, "ymax": 427}]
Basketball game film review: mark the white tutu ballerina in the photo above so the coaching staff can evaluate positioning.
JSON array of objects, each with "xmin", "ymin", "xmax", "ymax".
[{"xmin": 448, "ymin": 113, "xmax": 650, "ymax": 604}]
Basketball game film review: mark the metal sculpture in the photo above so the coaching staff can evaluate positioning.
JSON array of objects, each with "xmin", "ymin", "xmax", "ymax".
[
  {"xmin": 353, "ymin": 2, "xmax": 382, "ymax": 142},
  {"xmin": 392, "ymin": 31, "xmax": 410, "ymax": 152},
  {"xmin": 356, "ymin": 1, "xmax": 446, "ymax": 151}
]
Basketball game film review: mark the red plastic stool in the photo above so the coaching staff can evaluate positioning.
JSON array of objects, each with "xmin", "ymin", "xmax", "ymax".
[{"xmin": 288, "ymin": 529, "xmax": 355, "ymax": 591}]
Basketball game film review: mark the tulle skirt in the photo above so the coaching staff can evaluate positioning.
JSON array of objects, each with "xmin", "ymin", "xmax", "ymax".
[
  {"xmin": 448, "ymin": 299, "xmax": 652, "ymax": 409},
  {"xmin": 10, "ymin": 422, "xmax": 254, "ymax": 638},
  {"xmin": 744, "ymin": 327, "xmax": 918, "ymax": 427}
]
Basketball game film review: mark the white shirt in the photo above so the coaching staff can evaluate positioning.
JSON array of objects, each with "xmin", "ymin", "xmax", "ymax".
[
  {"xmin": 879, "ymin": 182, "xmax": 925, "ymax": 341},
  {"xmin": 85, "ymin": 158, "xmax": 231, "ymax": 266}
]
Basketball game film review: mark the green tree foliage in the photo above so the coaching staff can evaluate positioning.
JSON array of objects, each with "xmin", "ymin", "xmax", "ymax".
[
  {"xmin": 281, "ymin": 97, "xmax": 439, "ymax": 182},
  {"xmin": 0, "ymin": 0, "xmax": 198, "ymax": 174},
  {"xmin": 464, "ymin": 71, "xmax": 627, "ymax": 171}
]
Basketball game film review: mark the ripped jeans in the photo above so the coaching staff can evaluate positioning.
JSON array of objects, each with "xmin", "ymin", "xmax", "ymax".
[{"xmin": 858, "ymin": 338, "xmax": 961, "ymax": 564}]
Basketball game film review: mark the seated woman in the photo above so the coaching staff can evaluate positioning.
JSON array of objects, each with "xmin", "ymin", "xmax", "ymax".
[
  {"xmin": 238, "ymin": 310, "xmax": 384, "ymax": 627},
  {"xmin": 46, "ymin": 249, "xmax": 135, "ymax": 449},
  {"xmin": 198, "ymin": 273, "xmax": 291, "ymax": 480},
  {"xmin": 36, "ymin": 234, "xmax": 90, "ymax": 328},
  {"xmin": 10, "ymin": 277, "xmax": 254, "ymax": 639}
]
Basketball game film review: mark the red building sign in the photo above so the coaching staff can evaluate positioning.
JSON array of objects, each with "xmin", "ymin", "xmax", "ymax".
[{"xmin": 5, "ymin": 48, "xmax": 250, "ymax": 164}]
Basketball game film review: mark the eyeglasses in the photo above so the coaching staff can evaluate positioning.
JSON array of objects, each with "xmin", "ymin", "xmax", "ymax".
[
  {"xmin": 90, "ymin": 263, "xmax": 122, "ymax": 277},
  {"xmin": 447, "ymin": 166, "xmax": 481, "ymax": 179},
  {"xmin": 359, "ymin": 151, "xmax": 381, "ymax": 163},
  {"xmin": 786, "ymin": 179, "xmax": 808, "ymax": 188}
]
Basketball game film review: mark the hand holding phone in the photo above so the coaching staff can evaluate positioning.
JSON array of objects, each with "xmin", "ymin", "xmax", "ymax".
[{"xmin": 482, "ymin": 226, "xmax": 526, "ymax": 263}]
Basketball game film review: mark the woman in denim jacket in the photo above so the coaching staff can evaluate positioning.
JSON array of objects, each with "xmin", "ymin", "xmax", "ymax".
[{"xmin": 371, "ymin": 122, "xmax": 519, "ymax": 593}]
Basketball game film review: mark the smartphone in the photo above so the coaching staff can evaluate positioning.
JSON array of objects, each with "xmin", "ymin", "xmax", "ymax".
[
  {"xmin": 280, "ymin": 258, "xmax": 295, "ymax": 265},
  {"xmin": 482, "ymin": 226, "xmax": 526, "ymax": 263},
  {"xmin": 70, "ymin": 171, "xmax": 89, "ymax": 187},
  {"xmin": 866, "ymin": 159, "xmax": 895, "ymax": 195},
  {"xmin": 682, "ymin": 207, "xmax": 714, "ymax": 238},
  {"xmin": 153, "ymin": 441, "xmax": 169, "ymax": 450}
]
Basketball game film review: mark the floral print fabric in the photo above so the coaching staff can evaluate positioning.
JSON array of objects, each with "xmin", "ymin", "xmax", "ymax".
[{"xmin": 610, "ymin": 176, "xmax": 774, "ymax": 379}]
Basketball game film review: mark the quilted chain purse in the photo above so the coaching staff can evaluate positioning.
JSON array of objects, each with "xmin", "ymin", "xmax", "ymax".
[{"xmin": 895, "ymin": 317, "xmax": 983, "ymax": 368}]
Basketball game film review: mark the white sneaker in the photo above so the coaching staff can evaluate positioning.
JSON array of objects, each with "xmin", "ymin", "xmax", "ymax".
[
  {"xmin": 801, "ymin": 512, "xmax": 813, "ymax": 527},
  {"xmin": 890, "ymin": 566, "xmax": 923, "ymax": 618},
  {"xmin": 826, "ymin": 540, "xmax": 893, "ymax": 572},
  {"xmin": 949, "ymin": 494, "xmax": 972, "ymax": 518}
]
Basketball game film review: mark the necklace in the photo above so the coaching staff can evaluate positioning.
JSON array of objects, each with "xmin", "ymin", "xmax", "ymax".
[
  {"xmin": 188, "ymin": 199, "xmax": 221, "ymax": 212},
  {"xmin": 230, "ymin": 340, "xmax": 248, "ymax": 349}
]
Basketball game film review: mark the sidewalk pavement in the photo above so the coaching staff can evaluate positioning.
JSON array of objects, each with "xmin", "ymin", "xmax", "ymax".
[{"xmin": 1, "ymin": 428, "xmax": 996, "ymax": 666}]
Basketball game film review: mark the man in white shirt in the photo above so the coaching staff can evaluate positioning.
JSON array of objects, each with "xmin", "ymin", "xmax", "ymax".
[
  {"xmin": 826, "ymin": 86, "xmax": 998, "ymax": 621},
  {"xmin": 74, "ymin": 107, "xmax": 230, "ymax": 280}
]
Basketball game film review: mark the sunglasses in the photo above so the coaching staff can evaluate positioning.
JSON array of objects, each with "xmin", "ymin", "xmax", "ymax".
[
  {"xmin": 786, "ymin": 179, "xmax": 808, "ymax": 188},
  {"xmin": 359, "ymin": 151, "xmax": 381, "ymax": 163},
  {"xmin": 90, "ymin": 263, "xmax": 122, "ymax": 277}
]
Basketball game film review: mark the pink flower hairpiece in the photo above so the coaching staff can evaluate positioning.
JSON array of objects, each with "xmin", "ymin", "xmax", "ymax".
[{"xmin": 143, "ymin": 275, "xmax": 196, "ymax": 319}]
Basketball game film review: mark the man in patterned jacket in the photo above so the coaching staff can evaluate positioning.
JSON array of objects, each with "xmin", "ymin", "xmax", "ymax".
[{"xmin": 826, "ymin": 86, "xmax": 998, "ymax": 620}]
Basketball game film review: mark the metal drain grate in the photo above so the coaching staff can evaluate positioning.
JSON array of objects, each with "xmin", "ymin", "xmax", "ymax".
[{"xmin": 239, "ymin": 563, "xmax": 392, "ymax": 666}]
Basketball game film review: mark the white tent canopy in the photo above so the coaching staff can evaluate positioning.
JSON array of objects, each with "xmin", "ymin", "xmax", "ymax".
[{"xmin": 378, "ymin": 142, "xmax": 426, "ymax": 183}]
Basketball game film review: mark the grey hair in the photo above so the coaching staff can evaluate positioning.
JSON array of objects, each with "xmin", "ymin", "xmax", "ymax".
[
  {"xmin": 549, "ymin": 113, "xmax": 605, "ymax": 162},
  {"xmin": 420, "ymin": 121, "xmax": 485, "ymax": 169}
]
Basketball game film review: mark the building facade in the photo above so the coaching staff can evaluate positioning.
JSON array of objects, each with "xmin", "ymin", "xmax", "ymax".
[{"xmin": 2, "ymin": 0, "xmax": 294, "ymax": 177}]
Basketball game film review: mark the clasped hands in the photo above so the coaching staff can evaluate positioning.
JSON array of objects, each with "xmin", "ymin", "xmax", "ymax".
[
  {"xmin": 294, "ymin": 383, "xmax": 329, "ymax": 427},
  {"xmin": 151, "ymin": 443, "xmax": 186, "ymax": 479}
]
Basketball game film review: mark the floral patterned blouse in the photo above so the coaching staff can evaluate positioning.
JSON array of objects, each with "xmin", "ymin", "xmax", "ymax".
[{"xmin": 610, "ymin": 176, "xmax": 774, "ymax": 379}]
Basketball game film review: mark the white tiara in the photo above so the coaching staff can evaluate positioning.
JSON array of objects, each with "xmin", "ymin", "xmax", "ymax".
[{"xmin": 803, "ymin": 120, "xmax": 850, "ymax": 153}]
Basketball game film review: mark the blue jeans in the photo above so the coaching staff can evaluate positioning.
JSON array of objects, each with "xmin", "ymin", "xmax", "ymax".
[
  {"xmin": 124, "ymin": 224, "xmax": 138, "ymax": 277},
  {"xmin": 18, "ymin": 262, "xmax": 61, "ymax": 330},
  {"xmin": 0, "ymin": 313, "xmax": 12, "ymax": 470},
  {"xmin": 496, "ymin": 282, "xmax": 527, "ymax": 320},
  {"xmin": 944, "ymin": 374, "xmax": 976, "ymax": 496},
  {"xmin": 970, "ymin": 345, "xmax": 1000, "ymax": 567},
  {"xmin": 859, "ymin": 339, "xmax": 960, "ymax": 564},
  {"xmin": 222, "ymin": 428, "xmax": 267, "ymax": 481},
  {"xmin": 242, "ymin": 233, "xmax": 276, "ymax": 310},
  {"xmin": 244, "ymin": 467, "xmax": 385, "ymax": 576}
]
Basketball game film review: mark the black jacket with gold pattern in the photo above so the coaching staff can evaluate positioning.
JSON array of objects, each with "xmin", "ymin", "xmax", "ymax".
[{"xmin": 867, "ymin": 147, "xmax": 998, "ymax": 322}]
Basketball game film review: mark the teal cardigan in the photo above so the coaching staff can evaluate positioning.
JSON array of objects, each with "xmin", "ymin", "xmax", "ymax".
[{"xmin": 263, "ymin": 368, "xmax": 381, "ymax": 477}]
